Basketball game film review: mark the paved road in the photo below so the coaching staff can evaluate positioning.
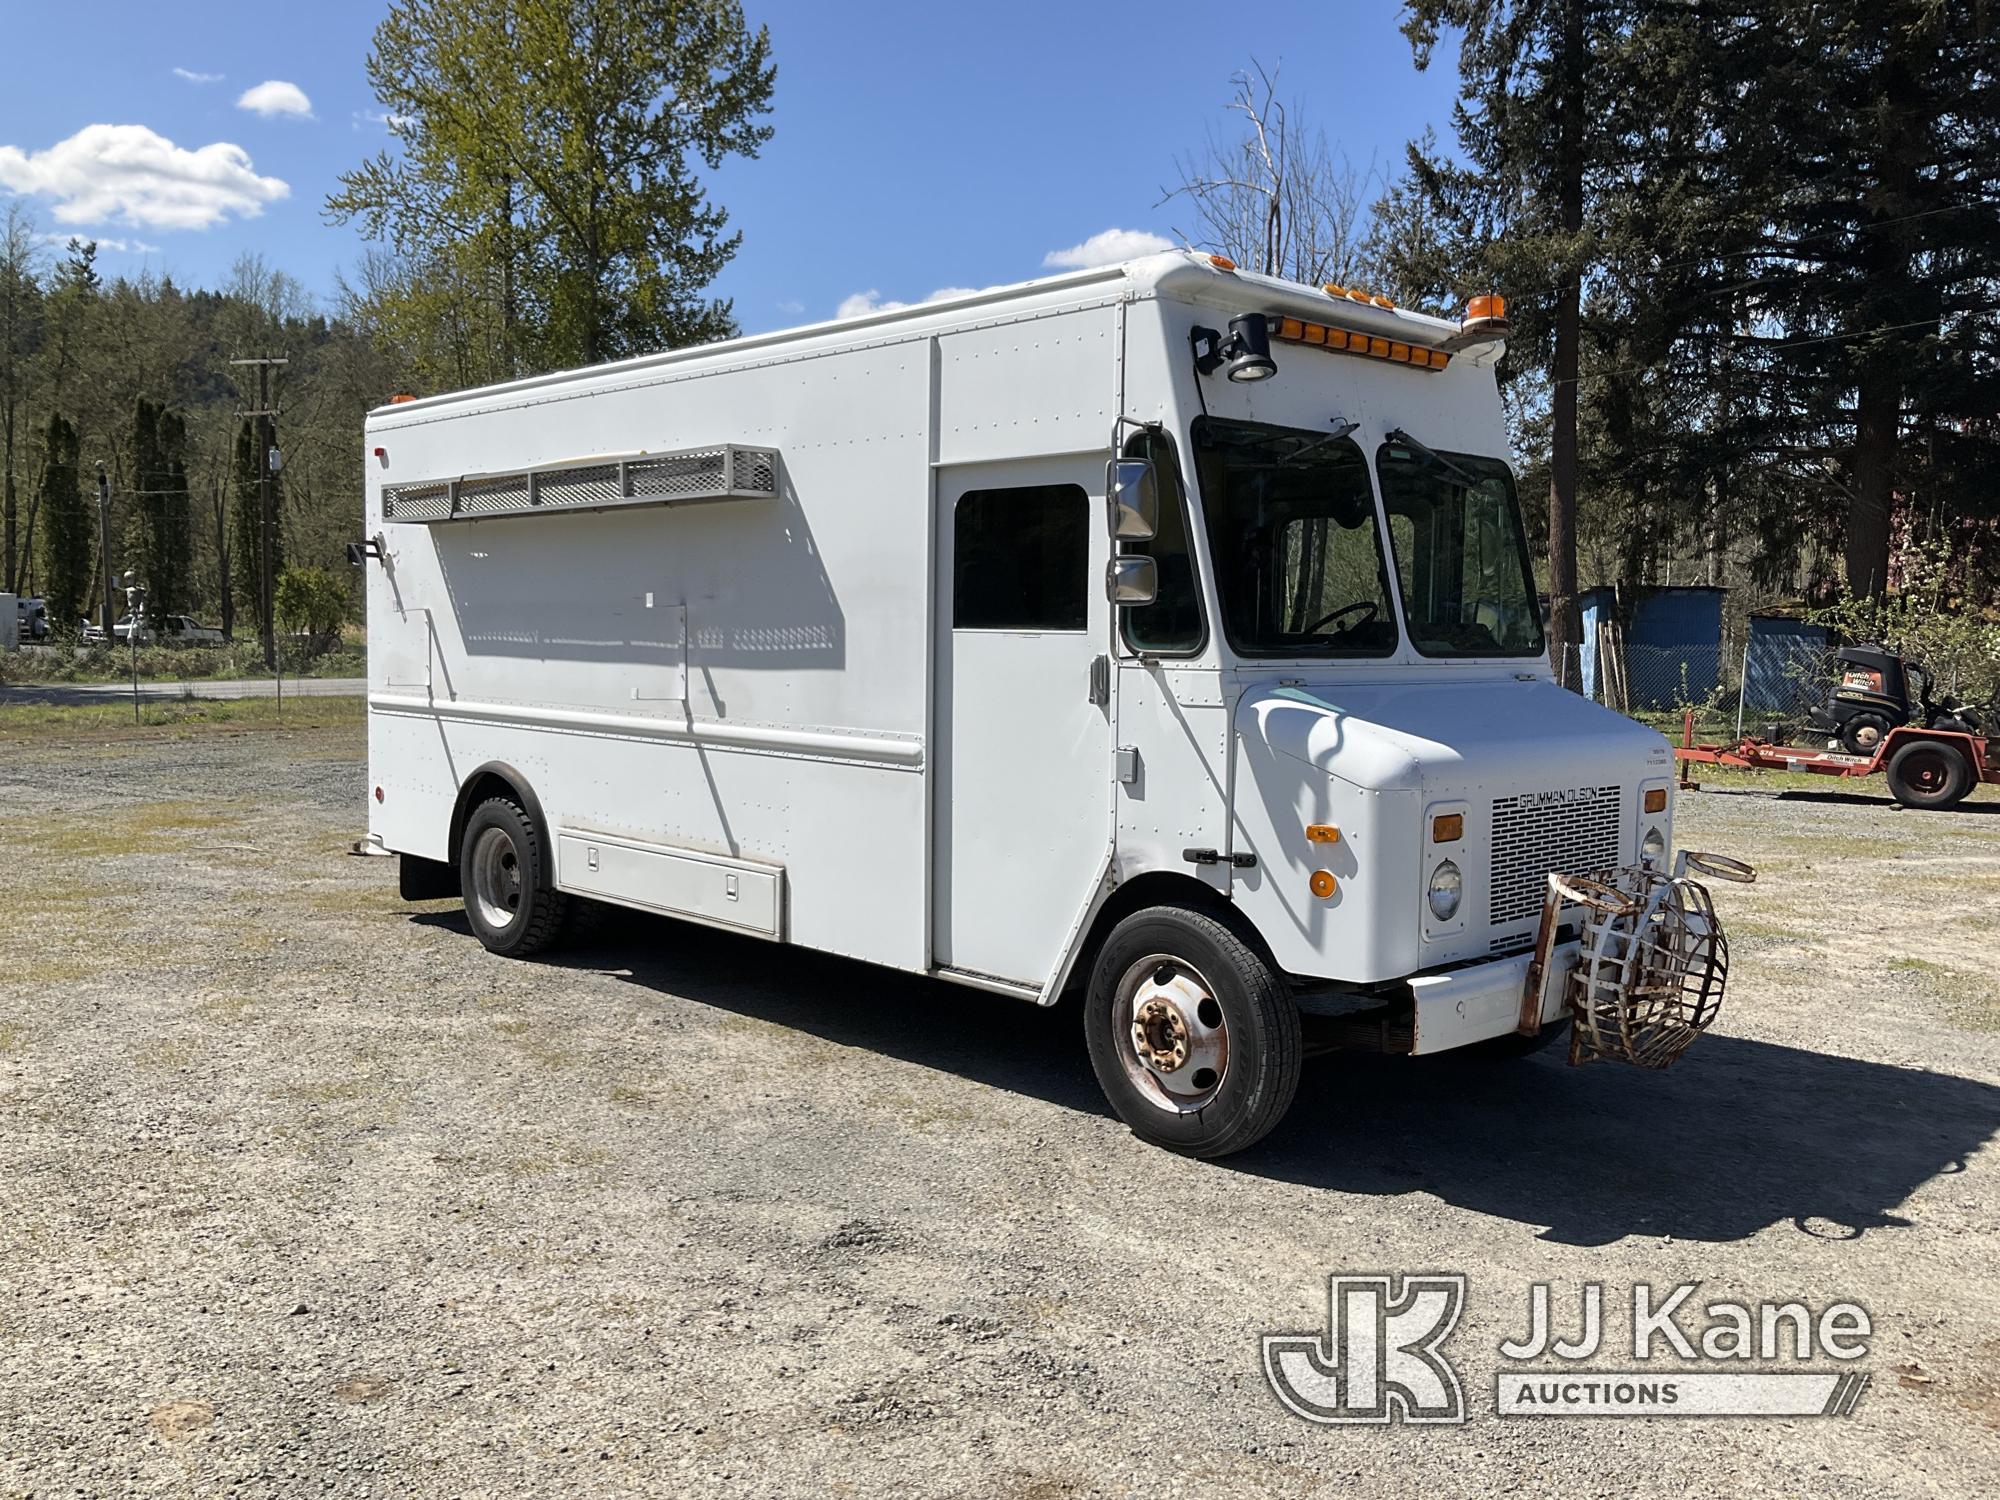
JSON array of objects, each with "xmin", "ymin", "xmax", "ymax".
[{"xmin": 0, "ymin": 676, "xmax": 363, "ymax": 706}]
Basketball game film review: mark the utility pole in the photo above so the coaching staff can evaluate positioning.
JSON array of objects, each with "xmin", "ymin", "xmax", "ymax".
[
  {"xmin": 95, "ymin": 461, "xmax": 116, "ymax": 636},
  {"xmin": 230, "ymin": 356, "xmax": 288, "ymax": 669}
]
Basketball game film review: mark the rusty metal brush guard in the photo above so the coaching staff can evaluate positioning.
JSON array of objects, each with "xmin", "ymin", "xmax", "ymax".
[{"xmin": 1521, "ymin": 852, "xmax": 1756, "ymax": 1068}]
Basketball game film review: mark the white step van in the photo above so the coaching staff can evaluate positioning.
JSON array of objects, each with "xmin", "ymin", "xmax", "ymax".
[{"xmin": 358, "ymin": 250, "xmax": 1698, "ymax": 1156}]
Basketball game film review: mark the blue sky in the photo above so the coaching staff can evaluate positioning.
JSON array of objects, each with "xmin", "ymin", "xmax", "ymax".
[{"xmin": 0, "ymin": 1, "xmax": 1462, "ymax": 334}]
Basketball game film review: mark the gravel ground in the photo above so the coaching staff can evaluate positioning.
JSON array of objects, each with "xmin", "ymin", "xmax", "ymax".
[{"xmin": 3, "ymin": 722, "xmax": 1998, "ymax": 1498}]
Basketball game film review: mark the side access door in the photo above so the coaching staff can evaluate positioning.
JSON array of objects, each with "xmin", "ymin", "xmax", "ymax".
[{"xmin": 932, "ymin": 457, "xmax": 1111, "ymax": 989}]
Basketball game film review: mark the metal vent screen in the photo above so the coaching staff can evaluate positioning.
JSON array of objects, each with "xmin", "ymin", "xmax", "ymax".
[
  {"xmin": 1488, "ymin": 785, "xmax": 1623, "ymax": 926},
  {"xmin": 383, "ymin": 443, "xmax": 778, "ymax": 523}
]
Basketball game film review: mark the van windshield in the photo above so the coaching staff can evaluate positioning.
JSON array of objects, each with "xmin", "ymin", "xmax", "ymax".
[
  {"xmin": 1376, "ymin": 439, "xmax": 1544, "ymax": 657},
  {"xmin": 1192, "ymin": 416, "xmax": 1398, "ymax": 657}
]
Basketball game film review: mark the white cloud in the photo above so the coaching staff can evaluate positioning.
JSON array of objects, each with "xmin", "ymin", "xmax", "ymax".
[
  {"xmin": 1042, "ymin": 228, "xmax": 1176, "ymax": 270},
  {"xmin": 36, "ymin": 231, "xmax": 160, "ymax": 255},
  {"xmin": 0, "ymin": 124, "xmax": 290, "ymax": 231},
  {"xmin": 351, "ymin": 108, "xmax": 409, "ymax": 135},
  {"xmin": 836, "ymin": 286, "xmax": 981, "ymax": 319},
  {"xmin": 775, "ymin": 299, "xmax": 805, "ymax": 316},
  {"xmin": 172, "ymin": 67, "xmax": 224, "ymax": 85},
  {"xmin": 236, "ymin": 80, "xmax": 314, "ymax": 119}
]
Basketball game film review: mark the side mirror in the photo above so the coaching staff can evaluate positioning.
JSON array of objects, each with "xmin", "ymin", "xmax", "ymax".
[
  {"xmin": 1107, "ymin": 555, "xmax": 1158, "ymax": 607},
  {"xmin": 1107, "ymin": 459, "xmax": 1159, "ymax": 541}
]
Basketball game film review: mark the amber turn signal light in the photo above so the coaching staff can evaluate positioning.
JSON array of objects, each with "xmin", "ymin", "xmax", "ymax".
[
  {"xmin": 1644, "ymin": 788, "xmax": 1668, "ymax": 814},
  {"xmin": 1306, "ymin": 824, "xmax": 1341, "ymax": 844},
  {"xmin": 1432, "ymin": 813, "xmax": 1463, "ymax": 843}
]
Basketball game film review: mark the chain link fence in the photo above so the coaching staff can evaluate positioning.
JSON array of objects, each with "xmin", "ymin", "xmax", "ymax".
[{"xmin": 1556, "ymin": 635, "xmax": 1841, "ymax": 743}]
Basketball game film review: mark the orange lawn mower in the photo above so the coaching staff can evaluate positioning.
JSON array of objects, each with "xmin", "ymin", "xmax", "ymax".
[{"xmin": 1674, "ymin": 645, "xmax": 1998, "ymax": 811}]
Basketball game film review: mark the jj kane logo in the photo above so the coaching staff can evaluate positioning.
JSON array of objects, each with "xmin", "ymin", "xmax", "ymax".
[{"xmin": 1263, "ymin": 1275, "xmax": 1872, "ymax": 1425}]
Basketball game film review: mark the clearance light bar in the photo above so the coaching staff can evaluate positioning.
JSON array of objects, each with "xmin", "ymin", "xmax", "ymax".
[{"xmin": 1268, "ymin": 314, "xmax": 1453, "ymax": 372}]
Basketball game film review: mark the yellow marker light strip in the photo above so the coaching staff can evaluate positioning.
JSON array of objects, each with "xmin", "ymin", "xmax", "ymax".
[
  {"xmin": 1305, "ymin": 824, "xmax": 1342, "ymax": 844},
  {"xmin": 1644, "ymin": 788, "xmax": 1668, "ymax": 814},
  {"xmin": 1267, "ymin": 316, "xmax": 1451, "ymax": 373},
  {"xmin": 1432, "ymin": 813, "xmax": 1464, "ymax": 843}
]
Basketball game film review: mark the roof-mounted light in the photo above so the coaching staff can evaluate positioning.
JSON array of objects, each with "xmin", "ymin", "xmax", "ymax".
[
  {"xmin": 1267, "ymin": 315, "xmax": 1451, "ymax": 372},
  {"xmin": 1461, "ymin": 294, "xmax": 1511, "ymax": 339},
  {"xmin": 1191, "ymin": 313, "xmax": 1277, "ymax": 383}
]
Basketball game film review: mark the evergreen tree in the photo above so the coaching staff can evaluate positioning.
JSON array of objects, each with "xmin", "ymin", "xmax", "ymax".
[
  {"xmin": 132, "ymin": 399, "xmax": 194, "ymax": 621},
  {"xmin": 1390, "ymin": 1, "xmax": 1644, "ymax": 678},
  {"xmin": 39, "ymin": 415, "xmax": 91, "ymax": 629},
  {"xmin": 1708, "ymin": 2, "xmax": 2000, "ymax": 595},
  {"xmin": 230, "ymin": 419, "xmax": 284, "ymax": 635},
  {"xmin": 1, "ymin": 205, "xmax": 42, "ymax": 596}
]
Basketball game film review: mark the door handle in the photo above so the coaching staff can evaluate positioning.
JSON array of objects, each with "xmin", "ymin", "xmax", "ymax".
[{"xmin": 1087, "ymin": 654, "xmax": 1109, "ymax": 707}]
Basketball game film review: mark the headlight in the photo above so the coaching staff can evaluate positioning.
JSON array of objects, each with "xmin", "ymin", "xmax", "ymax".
[
  {"xmin": 1427, "ymin": 860, "xmax": 1463, "ymax": 921},
  {"xmin": 1642, "ymin": 826, "xmax": 1667, "ymax": 864}
]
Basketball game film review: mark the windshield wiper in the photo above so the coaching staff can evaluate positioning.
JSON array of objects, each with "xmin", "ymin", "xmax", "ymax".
[
  {"xmin": 1277, "ymin": 419, "xmax": 1360, "ymax": 470},
  {"xmin": 1385, "ymin": 427, "xmax": 1482, "ymax": 488}
]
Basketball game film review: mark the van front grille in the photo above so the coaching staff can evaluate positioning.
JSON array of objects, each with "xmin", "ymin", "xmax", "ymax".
[{"xmin": 1488, "ymin": 785, "xmax": 1622, "ymax": 926}]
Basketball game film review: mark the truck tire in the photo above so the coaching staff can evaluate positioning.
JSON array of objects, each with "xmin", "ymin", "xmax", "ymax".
[
  {"xmin": 1885, "ymin": 739, "xmax": 1973, "ymax": 811},
  {"xmin": 459, "ymin": 796, "xmax": 569, "ymax": 957},
  {"xmin": 1084, "ymin": 905, "xmax": 1302, "ymax": 1158}
]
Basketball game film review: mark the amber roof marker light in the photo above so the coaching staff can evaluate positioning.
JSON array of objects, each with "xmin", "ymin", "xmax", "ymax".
[{"xmin": 1267, "ymin": 314, "xmax": 1452, "ymax": 374}]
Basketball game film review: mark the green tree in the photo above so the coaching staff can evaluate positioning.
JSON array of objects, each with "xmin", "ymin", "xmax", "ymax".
[
  {"xmin": 230, "ymin": 418, "xmax": 284, "ymax": 638},
  {"xmin": 132, "ymin": 399, "xmax": 193, "ymax": 621},
  {"xmin": 1390, "ymin": 1, "xmax": 1645, "ymax": 681},
  {"xmin": 275, "ymin": 564, "xmax": 352, "ymax": 661},
  {"xmin": 38, "ymin": 415, "xmax": 91, "ymax": 629},
  {"xmin": 1707, "ymin": 3, "xmax": 2000, "ymax": 596},
  {"xmin": 327, "ymin": 0, "xmax": 776, "ymax": 387},
  {"xmin": 1, "ymin": 204, "xmax": 42, "ymax": 595}
]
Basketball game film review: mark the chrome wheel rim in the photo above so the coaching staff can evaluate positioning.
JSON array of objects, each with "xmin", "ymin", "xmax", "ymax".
[
  {"xmin": 469, "ymin": 825, "xmax": 524, "ymax": 930},
  {"xmin": 1113, "ymin": 953, "xmax": 1228, "ymax": 1114}
]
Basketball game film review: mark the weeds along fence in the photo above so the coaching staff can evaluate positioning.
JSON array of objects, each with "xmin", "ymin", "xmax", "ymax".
[{"xmin": 1556, "ymin": 636, "xmax": 1841, "ymax": 742}]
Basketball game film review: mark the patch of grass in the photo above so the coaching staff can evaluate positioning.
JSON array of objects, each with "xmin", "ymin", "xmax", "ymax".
[
  {"xmin": 271, "ymin": 1077, "xmax": 370, "ymax": 1104},
  {"xmin": 0, "ymin": 639, "xmax": 365, "ymax": 686},
  {"xmin": 0, "ymin": 800, "xmax": 254, "ymax": 860},
  {"xmin": 1885, "ymin": 956, "xmax": 2000, "ymax": 1032},
  {"xmin": 1727, "ymin": 918, "xmax": 1810, "ymax": 942},
  {"xmin": 195, "ymin": 993, "xmax": 258, "ymax": 1022},
  {"xmin": 0, "ymin": 695, "xmax": 364, "ymax": 743}
]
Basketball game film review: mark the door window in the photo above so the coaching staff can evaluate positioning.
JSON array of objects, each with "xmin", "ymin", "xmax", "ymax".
[
  {"xmin": 953, "ymin": 484, "xmax": 1090, "ymax": 631},
  {"xmin": 1119, "ymin": 428, "xmax": 1206, "ymax": 654}
]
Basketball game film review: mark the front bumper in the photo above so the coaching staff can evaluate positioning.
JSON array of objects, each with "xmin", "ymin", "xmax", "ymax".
[
  {"xmin": 1406, "ymin": 850, "xmax": 1752, "ymax": 1062},
  {"xmin": 1408, "ymin": 941, "xmax": 1579, "ymax": 1055}
]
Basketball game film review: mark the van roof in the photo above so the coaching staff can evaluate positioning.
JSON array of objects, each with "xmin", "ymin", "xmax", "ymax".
[{"xmin": 369, "ymin": 250, "xmax": 1469, "ymax": 422}]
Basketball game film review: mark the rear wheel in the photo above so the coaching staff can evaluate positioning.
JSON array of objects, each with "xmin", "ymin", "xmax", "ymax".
[
  {"xmin": 1840, "ymin": 712, "xmax": 1894, "ymax": 757},
  {"xmin": 1084, "ymin": 905, "xmax": 1301, "ymax": 1158},
  {"xmin": 459, "ymin": 797, "xmax": 569, "ymax": 956},
  {"xmin": 1885, "ymin": 740, "xmax": 1973, "ymax": 811}
]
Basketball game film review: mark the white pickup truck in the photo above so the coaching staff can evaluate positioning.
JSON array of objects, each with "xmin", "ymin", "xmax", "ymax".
[{"xmin": 113, "ymin": 614, "xmax": 225, "ymax": 646}]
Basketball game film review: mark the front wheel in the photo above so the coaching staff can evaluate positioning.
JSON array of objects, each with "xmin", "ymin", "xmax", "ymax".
[
  {"xmin": 1084, "ymin": 905, "xmax": 1301, "ymax": 1158},
  {"xmin": 459, "ymin": 797, "xmax": 569, "ymax": 957},
  {"xmin": 1840, "ymin": 712, "xmax": 1894, "ymax": 758}
]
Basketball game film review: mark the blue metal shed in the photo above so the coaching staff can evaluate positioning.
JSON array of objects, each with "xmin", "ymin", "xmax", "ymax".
[
  {"xmin": 1741, "ymin": 615, "xmax": 1832, "ymax": 714},
  {"xmin": 1579, "ymin": 586, "xmax": 1726, "ymax": 709}
]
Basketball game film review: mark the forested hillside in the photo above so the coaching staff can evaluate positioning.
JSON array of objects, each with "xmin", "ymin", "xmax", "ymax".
[{"xmin": 0, "ymin": 225, "xmax": 396, "ymax": 636}]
